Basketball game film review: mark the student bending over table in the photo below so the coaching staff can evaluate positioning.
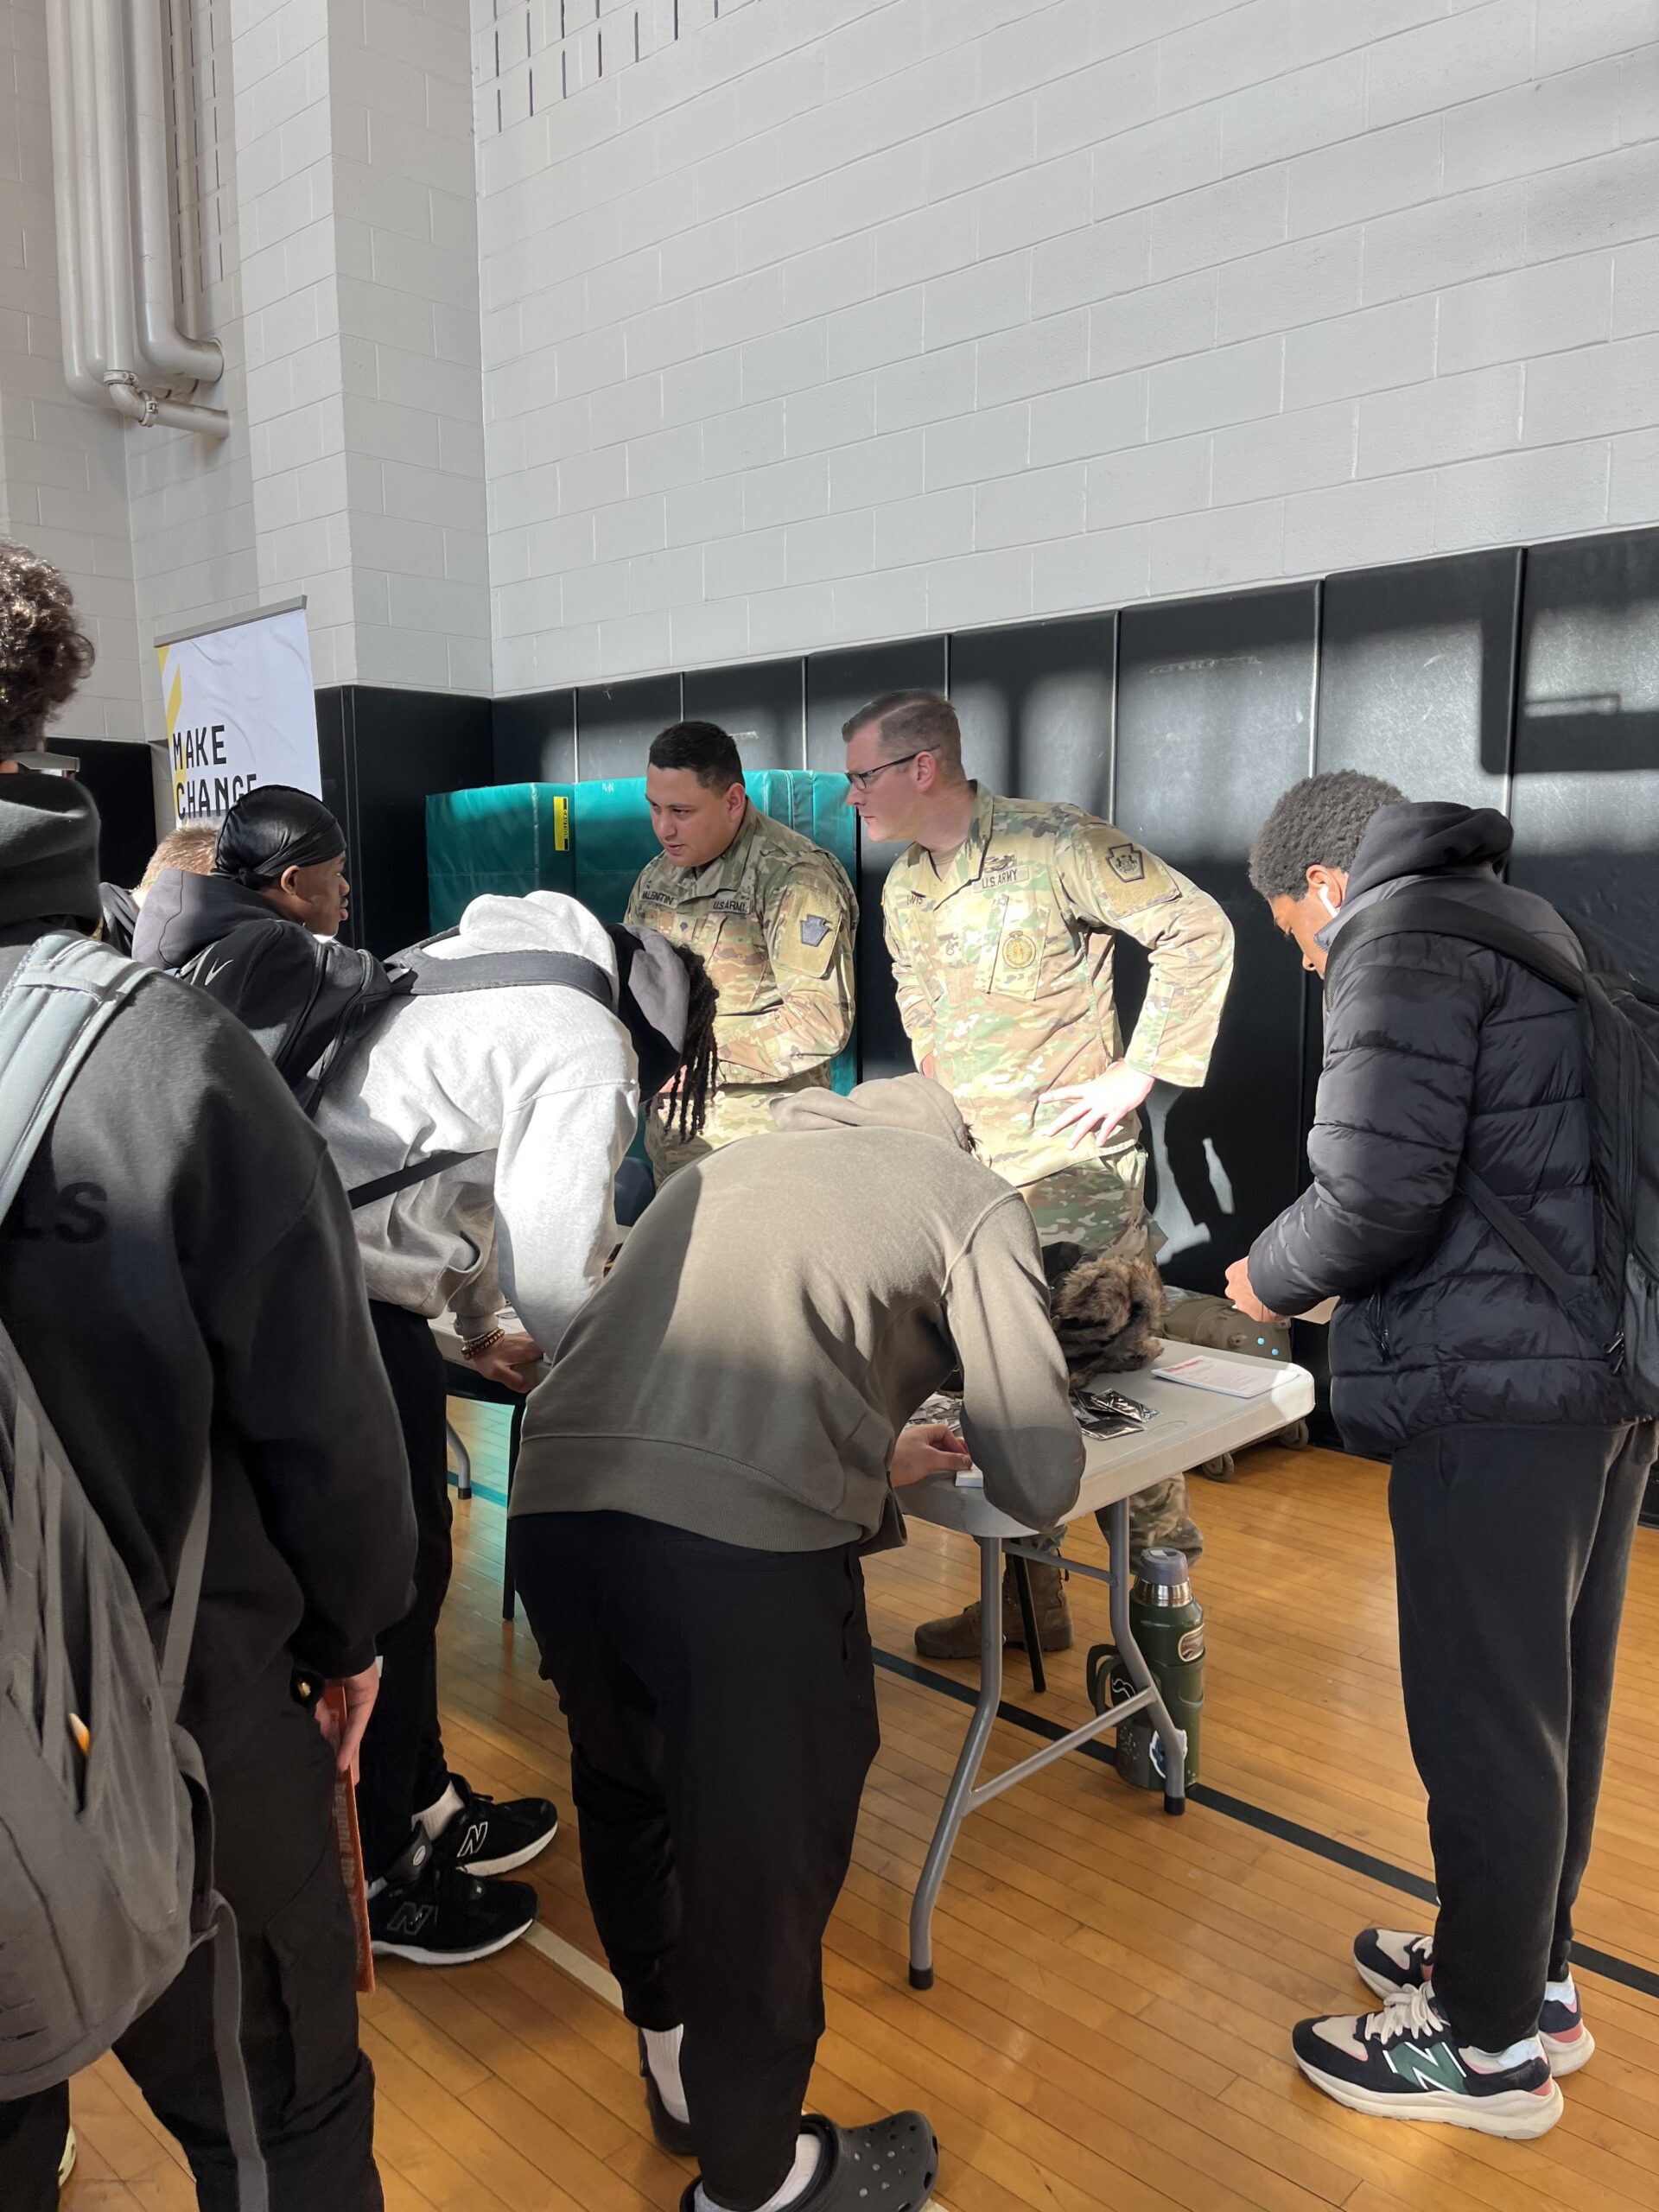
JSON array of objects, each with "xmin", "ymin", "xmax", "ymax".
[{"xmin": 507, "ymin": 1074, "xmax": 1084, "ymax": 2212}]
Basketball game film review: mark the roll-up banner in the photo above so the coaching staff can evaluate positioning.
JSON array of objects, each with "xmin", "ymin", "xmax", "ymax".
[{"xmin": 154, "ymin": 598, "xmax": 321, "ymax": 826}]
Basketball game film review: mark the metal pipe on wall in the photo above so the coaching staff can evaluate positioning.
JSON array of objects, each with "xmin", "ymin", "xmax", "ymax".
[
  {"xmin": 126, "ymin": 0, "xmax": 223, "ymax": 389},
  {"xmin": 41, "ymin": 0, "xmax": 105, "ymax": 407}
]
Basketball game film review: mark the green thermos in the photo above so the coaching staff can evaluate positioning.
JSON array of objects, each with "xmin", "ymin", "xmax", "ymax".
[{"xmin": 1085, "ymin": 1547, "xmax": 1204, "ymax": 1792}]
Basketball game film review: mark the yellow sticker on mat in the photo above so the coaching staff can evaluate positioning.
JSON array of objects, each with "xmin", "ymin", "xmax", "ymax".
[{"xmin": 553, "ymin": 794, "xmax": 570, "ymax": 852}]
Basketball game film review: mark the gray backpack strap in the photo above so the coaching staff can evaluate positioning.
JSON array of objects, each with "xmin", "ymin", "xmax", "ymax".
[
  {"xmin": 395, "ymin": 943, "xmax": 614, "ymax": 1007},
  {"xmin": 0, "ymin": 934, "xmax": 154, "ymax": 1223}
]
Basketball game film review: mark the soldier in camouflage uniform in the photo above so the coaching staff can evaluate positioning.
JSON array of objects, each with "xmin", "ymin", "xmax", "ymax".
[
  {"xmin": 843, "ymin": 690, "xmax": 1234, "ymax": 1659},
  {"xmin": 625, "ymin": 721, "xmax": 856, "ymax": 1183}
]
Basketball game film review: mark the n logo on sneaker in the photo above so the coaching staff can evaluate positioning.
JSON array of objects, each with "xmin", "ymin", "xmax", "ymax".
[
  {"xmin": 386, "ymin": 1903, "xmax": 435, "ymax": 1937},
  {"xmin": 1385, "ymin": 2042, "xmax": 1466, "ymax": 2094},
  {"xmin": 458, "ymin": 1822, "xmax": 488, "ymax": 1863}
]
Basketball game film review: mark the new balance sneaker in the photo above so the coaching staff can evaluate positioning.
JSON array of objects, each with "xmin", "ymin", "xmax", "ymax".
[
  {"xmin": 1352, "ymin": 1929, "xmax": 1595, "ymax": 2077},
  {"xmin": 368, "ymin": 1832, "xmax": 538, "ymax": 1966},
  {"xmin": 1292, "ymin": 1985, "xmax": 1563, "ymax": 2139},
  {"xmin": 432, "ymin": 1772, "xmax": 559, "ymax": 1877}
]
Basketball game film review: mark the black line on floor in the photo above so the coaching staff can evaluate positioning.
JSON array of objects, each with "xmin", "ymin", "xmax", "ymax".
[{"xmin": 872, "ymin": 1646, "xmax": 1659, "ymax": 2006}]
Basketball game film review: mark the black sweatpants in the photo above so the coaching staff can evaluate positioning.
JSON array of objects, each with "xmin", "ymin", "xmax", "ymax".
[
  {"xmin": 508, "ymin": 1510, "xmax": 880, "ymax": 2212},
  {"xmin": 0, "ymin": 1681, "xmax": 378, "ymax": 2212},
  {"xmin": 358, "ymin": 1301, "xmax": 453, "ymax": 1880},
  {"xmin": 1389, "ymin": 1420, "xmax": 1656, "ymax": 2050}
]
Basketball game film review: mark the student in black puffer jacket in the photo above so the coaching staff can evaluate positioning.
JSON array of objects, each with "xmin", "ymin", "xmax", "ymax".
[{"xmin": 1226, "ymin": 772, "xmax": 1652, "ymax": 2144}]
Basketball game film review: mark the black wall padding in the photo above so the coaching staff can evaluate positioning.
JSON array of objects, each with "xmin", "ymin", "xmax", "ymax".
[
  {"xmin": 494, "ymin": 688, "xmax": 575, "ymax": 785},
  {"xmin": 683, "ymin": 658, "xmax": 806, "ymax": 771},
  {"xmin": 575, "ymin": 675, "xmax": 684, "ymax": 781},
  {"xmin": 68, "ymin": 737, "xmax": 161, "ymax": 891},
  {"xmin": 1114, "ymin": 586, "xmax": 1318, "ymax": 1294},
  {"xmin": 1507, "ymin": 528, "xmax": 1659, "ymax": 974},
  {"xmin": 1317, "ymin": 550, "xmax": 1520, "ymax": 807},
  {"xmin": 950, "ymin": 614, "xmax": 1116, "ymax": 812},
  {"xmin": 805, "ymin": 637, "xmax": 948, "ymax": 1080}
]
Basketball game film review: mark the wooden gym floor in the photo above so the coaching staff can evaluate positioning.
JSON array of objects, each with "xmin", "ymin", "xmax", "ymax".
[{"xmin": 69, "ymin": 1414, "xmax": 1659, "ymax": 2212}]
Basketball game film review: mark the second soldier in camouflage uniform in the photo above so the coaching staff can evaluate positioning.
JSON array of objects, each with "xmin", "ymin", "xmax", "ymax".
[
  {"xmin": 626, "ymin": 721, "xmax": 856, "ymax": 1182},
  {"xmin": 844, "ymin": 690, "xmax": 1234, "ymax": 1657}
]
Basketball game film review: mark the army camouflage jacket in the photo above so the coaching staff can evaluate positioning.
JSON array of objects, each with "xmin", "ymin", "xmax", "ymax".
[
  {"xmin": 881, "ymin": 785, "xmax": 1232, "ymax": 1190},
  {"xmin": 626, "ymin": 803, "xmax": 857, "ymax": 1172}
]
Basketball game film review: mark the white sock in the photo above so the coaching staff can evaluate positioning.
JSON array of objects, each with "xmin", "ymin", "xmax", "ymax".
[
  {"xmin": 1462, "ymin": 2033, "xmax": 1545, "ymax": 2071},
  {"xmin": 696, "ymin": 2132, "xmax": 821, "ymax": 2212},
  {"xmin": 415, "ymin": 1779, "xmax": 464, "ymax": 1840},
  {"xmin": 643, "ymin": 2024, "xmax": 689, "ymax": 2125},
  {"xmin": 1545, "ymin": 1974, "xmax": 1577, "ymax": 2009}
]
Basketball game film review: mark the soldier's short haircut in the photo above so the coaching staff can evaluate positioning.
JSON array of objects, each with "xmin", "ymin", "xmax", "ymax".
[
  {"xmin": 841, "ymin": 690, "xmax": 963, "ymax": 778},
  {"xmin": 1248, "ymin": 771, "xmax": 1406, "ymax": 902},
  {"xmin": 650, "ymin": 720, "xmax": 744, "ymax": 793}
]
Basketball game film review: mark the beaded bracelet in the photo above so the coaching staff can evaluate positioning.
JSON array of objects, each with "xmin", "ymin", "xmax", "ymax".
[{"xmin": 461, "ymin": 1326, "xmax": 506, "ymax": 1362}]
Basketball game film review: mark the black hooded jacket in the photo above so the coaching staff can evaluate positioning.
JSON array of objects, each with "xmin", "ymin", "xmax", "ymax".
[{"xmin": 1249, "ymin": 801, "xmax": 1631, "ymax": 1457}]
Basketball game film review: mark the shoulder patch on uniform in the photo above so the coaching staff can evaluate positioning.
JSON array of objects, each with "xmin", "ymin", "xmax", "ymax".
[
  {"xmin": 800, "ymin": 914, "xmax": 832, "ymax": 948},
  {"xmin": 1106, "ymin": 843, "xmax": 1146, "ymax": 884}
]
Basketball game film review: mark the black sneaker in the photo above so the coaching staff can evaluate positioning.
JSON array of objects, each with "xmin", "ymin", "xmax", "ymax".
[
  {"xmin": 433, "ymin": 1771, "xmax": 559, "ymax": 1877},
  {"xmin": 639, "ymin": 2031, "xmax": 696, "ymax": 2158},
  {"xmin": 368, "ymin": 1833, "xmax": 538, "ymax": 1967},
  {"xmin": 1292, "ymin": 1986, "xmax": 1562, "ymax": 2138},
  {"xmin": 1353, "ymin": 1928, "xmax": 1595, "ymax": 2076},
  {"xmin": 678, "ymin": 2111, "xmax": 939, "ymax": 2212}
]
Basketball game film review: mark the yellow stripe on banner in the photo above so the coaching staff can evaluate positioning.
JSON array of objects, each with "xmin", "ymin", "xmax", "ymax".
[
  {"xmin": 518, "ymin": 1920, "xmax": 951, "ymax": 2209},
  {"xmin": 159, "ymin": 651, "xmax": 188, "ymax": 822},
  {"xmin": 553, "ymin": 792, "xmax": 569, "ymax": 852}
]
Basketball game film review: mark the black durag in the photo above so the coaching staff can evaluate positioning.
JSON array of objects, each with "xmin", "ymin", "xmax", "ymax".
[
  {"xmin": 607, "ymin": 925, "xmax": 690, "ymax": 1100},
  {"xmin": 214, "ymin": 785, "xmax": 345, "ymax": 888}
]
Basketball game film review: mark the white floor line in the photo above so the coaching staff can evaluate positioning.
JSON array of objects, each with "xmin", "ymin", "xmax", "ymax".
[{"xmin": 517, "ymin": 1920, "xmax": 950, "ymax": 2209}]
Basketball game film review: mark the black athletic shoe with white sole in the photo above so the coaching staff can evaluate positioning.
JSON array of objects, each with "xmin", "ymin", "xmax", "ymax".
[
  {"xmin": 678, "ymin": 2111, "xmax": 939, "ymax": 2212},
  {"xmin": 433, "ymin": 1772, "xmax": 559, "ymax": 1877},
  {"xmin": 1352, "ymin": 1927, "xmax": 1595, "ymax": 2075},
  {"xmin": 1293, "ymin": 1985, "xmax": 1562, "ymax": 2138},
  {"xmin": 368, "ymin": 1833, "xmax": 538, "ymax": 1967}
]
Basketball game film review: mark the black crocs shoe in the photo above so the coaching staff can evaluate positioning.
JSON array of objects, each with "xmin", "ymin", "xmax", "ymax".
[
  {"xmin": 639, "ymin": 2031, "xmax": 696, "ymax": 2158},
  {"xmin": 433, "ymin": 1771, "xmax": 559, "ymax": 1877},
  {"xmin": 678, "ymin": 2110, "xmax": 939, "ymax": 2212},
  {"xmin": 368, "ymin": 1832, "xmax": 538, "ymax": 1967}
]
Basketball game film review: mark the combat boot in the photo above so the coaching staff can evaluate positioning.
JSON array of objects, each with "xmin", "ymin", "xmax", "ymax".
[{"xmin": 914, "ymin": 1560, "xmax": 1072, "ymax": 1660}]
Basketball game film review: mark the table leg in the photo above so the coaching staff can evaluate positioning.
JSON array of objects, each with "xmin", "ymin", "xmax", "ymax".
[
  {"xmin": 908, "ymin": 1535, "xmax": 1004, "ymax": 1990},
  {"xmin": 1102, "ymin": 1498, "xmax": 1186, "ymax": 1815},
  {"xmin": 446, "ymin": 1418, "xmax": 473, "ymax": 1502}
]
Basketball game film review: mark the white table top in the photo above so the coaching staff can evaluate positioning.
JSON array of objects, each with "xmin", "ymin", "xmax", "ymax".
[{"xmin": 899, "ymin": 1344, "xmax": 1316, "ymax": 1541}]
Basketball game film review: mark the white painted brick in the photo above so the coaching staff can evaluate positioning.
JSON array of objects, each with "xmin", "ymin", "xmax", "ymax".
[
  {"xmin": 1085, "ymin": 435, "xmax": 1212, "ymax": 529},
  {"xmin": 1609, "ymin": 425, "xmax": 1659, "ymax": 523},
  {"xmin": 1536, "ymin": 0, "xmax": 1659, "ymax": 76},
  {"xmin": 977, "ymin": 314, "xmax": 1088, "ymax": 408},
  {"xmin": 787, "ymin": 375, "xmax": 878, "ymax": 457},
  {"xmin": 1212, "ymin": 398, "xmax": 1357, "ymax": 505},
  {"xmin": 1152, "ymin": 165, "xmax": 1288, "ymax": 286},
  {"xmin": 629, "ymin": 423, "xmax": 704, "ymax": 497},
  {"xmin": 1033, "ymin": 44, "xmax": 1160, "ymax": 161},
  {"xmin": 1089, "ymin": 272, "xmax": 1217, "ymax": 377},
  {"xmin": 924, "ymin": 253, "xmax": 1030, "ymax": 351},
  {"xmin": 825, "ymin": 289, "xmax": 924, "ymax": 379},
  {"xmin": 1284, "ymin": 296, "xmax": 1439, "ymax": 409},
  {"xmin": 834, "ymin": 563, "xmax": 931, "ymax": 644},
  {"xmin": 873, "ymin": 200, "xmax": 980, "ymax": 294},
  {"xmin": 664, "ymin": 348, "xmax": 743, "ymax": 429},
  {"xmin": 1032, "ymin": 522, "xmax": 1151, "ymax": 613},
  {"xmin": 1030, "ymin": 213, "xmax": 1150, "ymax": 321},
  {"xmin": 671, "ymin": 594, "xmax": 752, "ymax": 668},
  {"xmin": 927, "ymin": 545, "xmax": 1034, "ymax": 632},
  {"xmin": 1157, "ymin": 0, "xmax": 1445, "ymax": 112},
  {"xmin": 1093, "ymin": 111, "xmax": 1220, "ymax": 225},
  {"xmin": 1613, "ymin": 238, "xmax": 1659, "ymax": 336},
  {"xmin": 976, "ymin": 462, "xmax": 1086, "ymax": 549},
  {"xmin": 1367, "ymin": 0, "xmax": 1535, "ymax": 131},
  {"xmin": 700, "ymin": 267, "xmax": 787, "ymax": 353},
  {"xmin": 1434, "ymin": 441, "xmax": 1611, "ymax": 550},
  {"xmin": 830, "ymin": 430, "xmax": 927, "ymax": 512},
  {"xmin": 924, "ymin": 403, "xmax": 1030, "ymax": 491},
  {"xmin": 743, "ymin": 453, "xmax": 830, "ymax": 531},
  {"xmin": 1287, "ymin": 115, "xmax": 1442, "ymax": 240},
  {"xmin": 703, "ymin": 399, "xmax": 787, "ymax": 478},
  {"xmin": 1147, "ymin": 334, "xmax": 1283, "ymax": 440},
  {"xmin": 1283, "ymin": 470, "xmax": 1437, "ymax": 574},
  {"xmin": 597, "ymin": 611, "xmax": 674, "ymax": 677},
  {"xmin": 977, "ymin": 153, "xmax": 1091, "ymax": 260},
  {"xmin": 658, "ymin": 216, "xmax": 741, "ymax": 305},
  {"xmin": 1363, "ymin": 183, "xmax": 1528, "ymax": 305},
  {"xmin": 747, "ymin": 580, "xmax": 835, "ymax": 657},
  {"xmin": 1443, "ymin": 56, "xmax": 1632, "ymax": 196},
  {"xmin": 562, "ymin": 555, "xmax": 632, "ymax": 627},
  {"xmin": 626, "ymin": 297, "xmax": 702, "ymax": 378},
  {"xmin": 785, "ymin": 233, "xmax": 877, "ymax": 323},
  {"xmin": 874, "ymin": 341, "xmax": 978, "ymax": 432},
  {"xmin": 629, "ymin": 544, "xmax": 704, "ymax": 616},
  {"xmin": 1360, "ymin": 363, "xmax": 1522, "ymax": 474},
  {"xmin": 666, "ymin": 477, "xmax": 745, "ymax": 550},
  {"xmin": 1526, "ymin": 142, "xmax": 1659, "ymax": 262},
  {"xmin": 1440, "ymin": 256, "xmax": 1614, "ymax": 374},
  {"xmin": 786, "ymin": 507, "xmax": 875, "ymax": 585},
  {"xmin": 525, "ymin": 512, "xmax": 598, "ymax": 574},
  {"xmin": 925, "ymin": 92, "xmax": 1034, "ymax": 201},
  {"xmin": 706, "ymin": 526, "xmax": 785, "ymax": 601},
  {"xmin": 744, "ymin": 320, "xmax": 829, "ymax": 404},
  {"xmin": 1524, "ymin": 331, "xmax": 1659, "ymax": 443},
  {"xmin": 588, "ymin": 376, "xmax": 664, "ymax": 449},
  {"xmin": 1221, "ymin": 51, "xmax": 1366, "ymax": 175},
  {"xmin": 560, "ymin": 442, "xmax": 628, "ymax": 512},
  {"xmin": 874, "ymin": 486, "xmax": 975, "ymax": 567},
  {"xmin": 1217, "ymin": 232, "xmax": 1363, "ymax": 346},
  {"xmin": 1151, "ymin": 495, "xmax": 1286, "ymax": 597},
  {"xmin": 1028, "ymin": 370, "xmax": 1148, "ymax": 464}
]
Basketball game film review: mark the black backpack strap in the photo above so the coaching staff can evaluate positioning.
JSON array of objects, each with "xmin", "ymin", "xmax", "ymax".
[
  {"xmin": 347, "ymin": 1148, "xmax": 481, "ymax": 1211},
  {"xmin": 1455, "ymin": 1163, "xmax": 1618, "ymax": 1359},
  {"xmin": 394, "ymin": 944, "xmax": 614, "ymax": 1007},
  {"xmin": 1328, "ymin": 894, "xmax": 1586, "ymax": 997}
]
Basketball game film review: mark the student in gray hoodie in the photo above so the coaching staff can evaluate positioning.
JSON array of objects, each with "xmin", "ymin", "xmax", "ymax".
[{"xmin": 508, "ymin": 1074, "xmax": 1084, "ymax": 2212}]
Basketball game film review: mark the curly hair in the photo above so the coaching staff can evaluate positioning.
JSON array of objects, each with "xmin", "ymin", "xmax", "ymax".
[
  {"xmin": 663, "ymin": 941, "xmax": 720, "ymax": 1147},
  {"xmin": 0, "ymin": 540, "xmax": 96, "ymax": 752},
  {"xmin": 1248, "ymin": 770, "xmax": 1406, "ymax": 902}
]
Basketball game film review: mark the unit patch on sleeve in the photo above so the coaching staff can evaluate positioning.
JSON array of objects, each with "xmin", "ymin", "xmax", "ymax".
[
  {"xmin": 800, "ymin": 914, "xmax": 832, "ymax": 948},
  {"xmin": 1106, "ymin": 843, "xmax": 1146, "ymax": 884}
]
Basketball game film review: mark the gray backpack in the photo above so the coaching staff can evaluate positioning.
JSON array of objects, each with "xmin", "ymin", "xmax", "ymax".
[{"xmin": 0, "ymin": 935, "xmax": 267, "ymax": 2208}]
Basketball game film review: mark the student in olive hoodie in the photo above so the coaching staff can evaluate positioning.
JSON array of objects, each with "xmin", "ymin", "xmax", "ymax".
[{"xmin": 508, "ymin": 1074, "xmax": 1084, "ymax": 2212}]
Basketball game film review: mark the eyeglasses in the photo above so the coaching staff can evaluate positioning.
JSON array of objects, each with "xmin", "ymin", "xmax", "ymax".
[{"xmin": 845, "ymin": 751, "xmax": 926, "ymax": 793}]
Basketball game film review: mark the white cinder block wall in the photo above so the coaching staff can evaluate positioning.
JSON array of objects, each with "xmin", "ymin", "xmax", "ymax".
[{"xmin": 478, "ymin": 0, "xmax": 1659, "ymax": 690}]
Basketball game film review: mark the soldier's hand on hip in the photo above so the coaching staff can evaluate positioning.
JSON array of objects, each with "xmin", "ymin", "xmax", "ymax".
[{"xmin": 1045, "ymin": 1062, "xmax": 1154, "ymax": 1149}]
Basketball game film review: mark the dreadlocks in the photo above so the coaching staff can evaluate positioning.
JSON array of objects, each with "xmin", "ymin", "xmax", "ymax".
[{"xmin": 664, "ymin": 940, "xmax": 720, "ymax": 1147}]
